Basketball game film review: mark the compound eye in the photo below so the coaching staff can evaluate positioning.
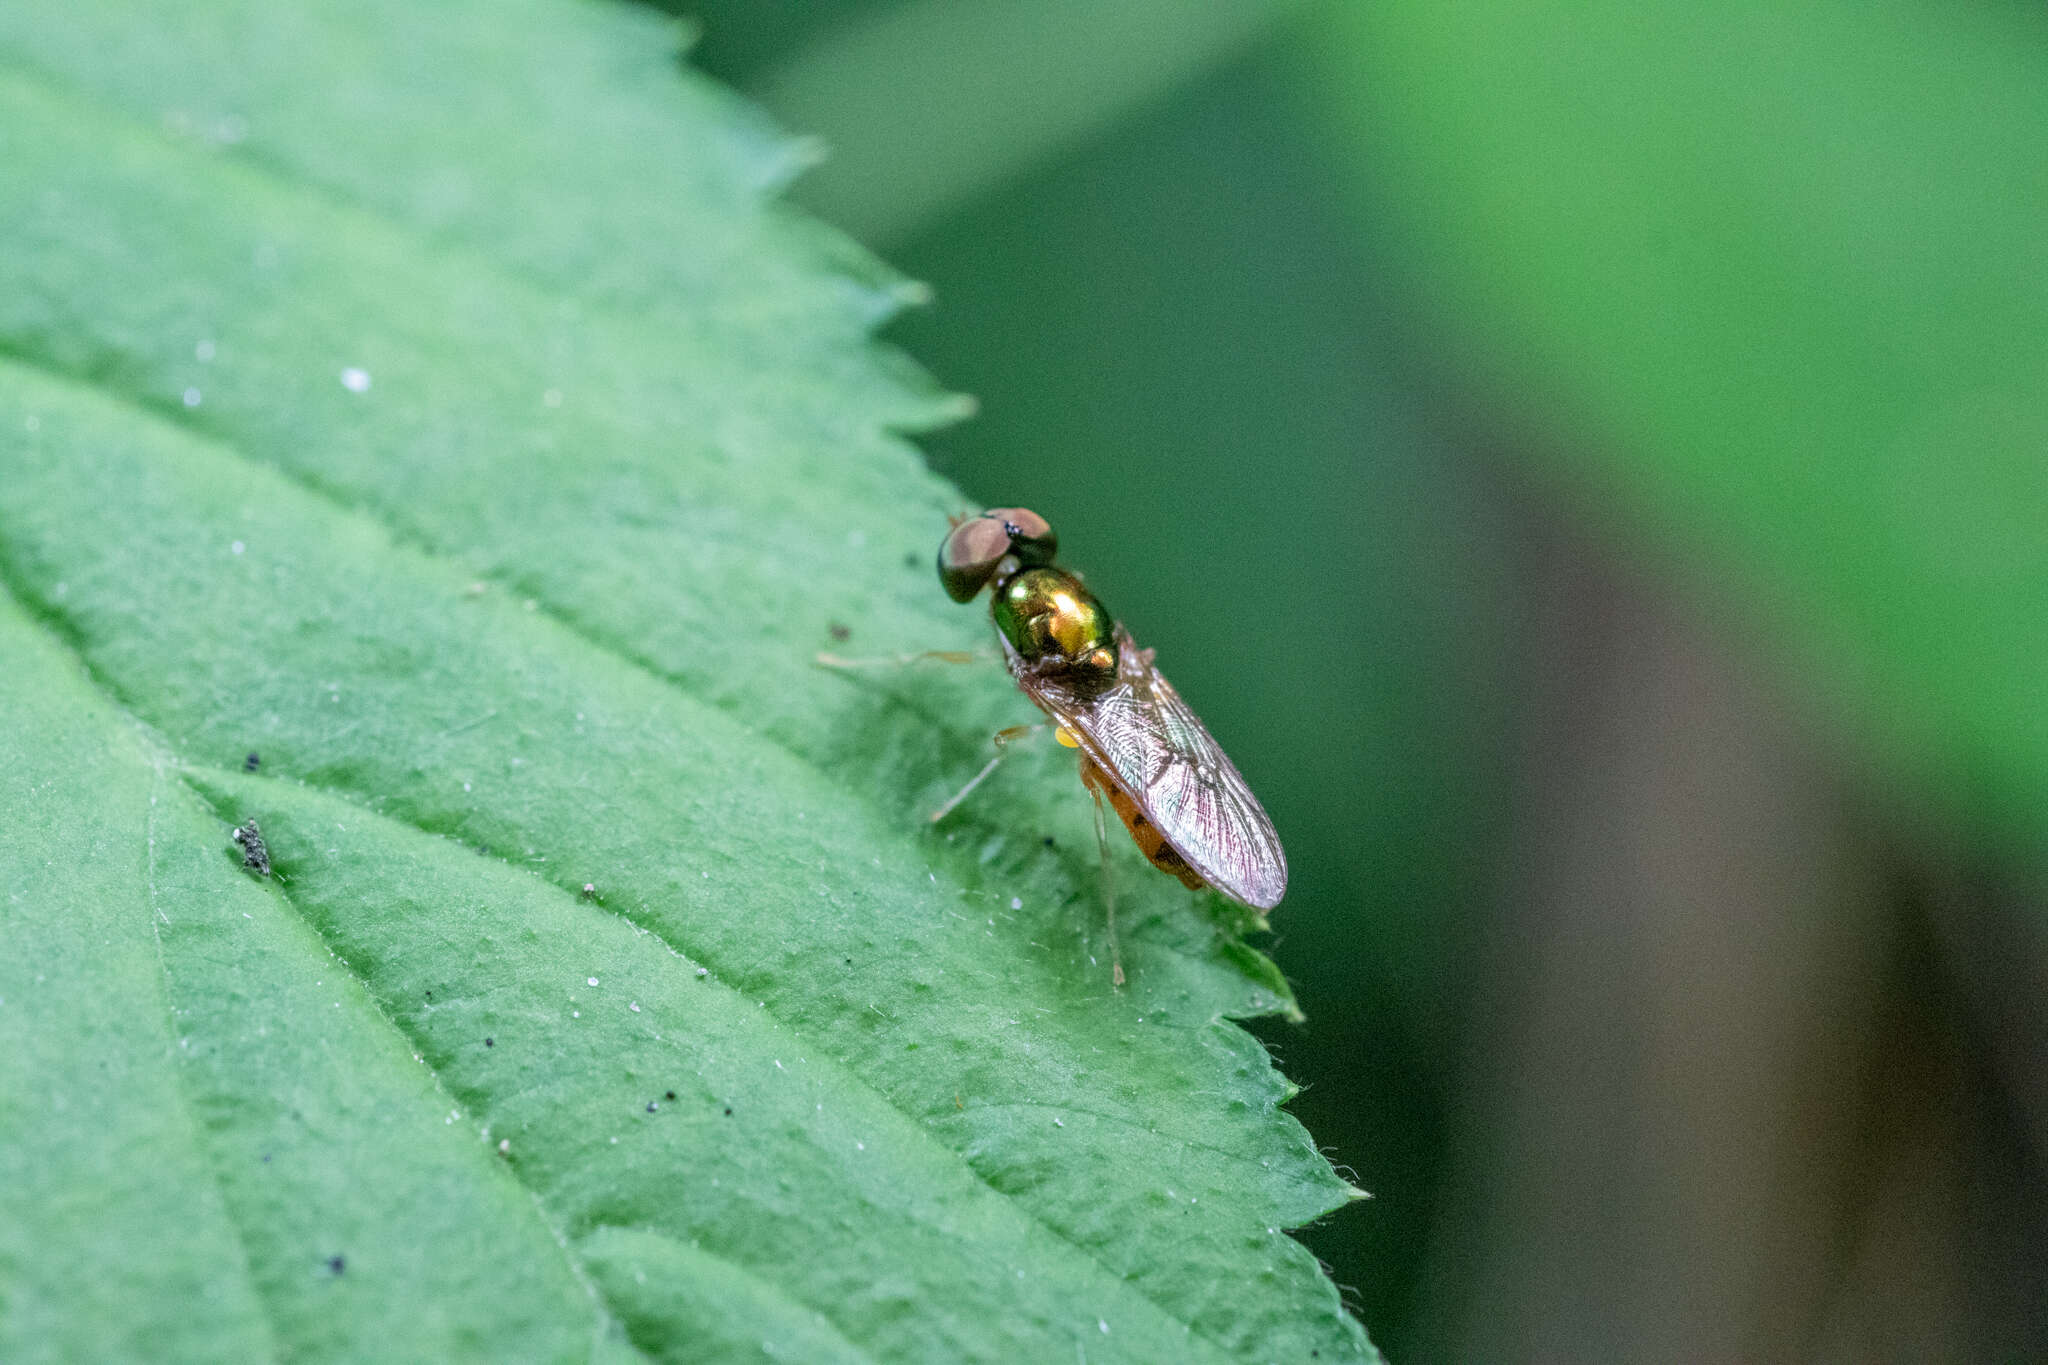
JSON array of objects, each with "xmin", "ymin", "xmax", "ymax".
[
  {"xmin": 937, "ymin": 516, "xmax": 1013, "ymax": 602},
  {"xmin": 985, "ymin": 506, "xmax": 1057, "ymax": 566}
]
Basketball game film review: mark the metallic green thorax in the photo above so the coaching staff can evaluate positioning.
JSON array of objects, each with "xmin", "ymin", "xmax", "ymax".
[{"xmin": 992, "ymin": 568, "xmax": 1118, "ymax": 680}]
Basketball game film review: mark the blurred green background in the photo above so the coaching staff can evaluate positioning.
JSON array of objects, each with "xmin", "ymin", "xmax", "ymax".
[{"xmin": 668, "ymin": 2, "xmax": 2048, "ymax": 1358}]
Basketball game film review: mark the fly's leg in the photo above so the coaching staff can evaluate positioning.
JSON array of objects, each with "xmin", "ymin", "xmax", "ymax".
[
  {"xmin": 928, "ymin": 723, "xmax": 1045, "ymax": 824},
  {"xmin": 1090, "ymin": 779, "xmax": 1125, "ymax": 988},
  {"xmin": 814, "ymin": 649, "xmax": 987, "ymax": 669},
  {"xmin": 1077, "ymin": 755, "xmax": 1126, "ymax": 987}
]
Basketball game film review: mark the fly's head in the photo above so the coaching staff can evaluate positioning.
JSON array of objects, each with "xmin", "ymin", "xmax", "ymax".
[
  {"xmin": 936, "ymin": 507, "xmax": 1057, "ymax": 603},
  {"xmin": 939, "ymin": 508, "xmax": 1114, "ymax": 688}
]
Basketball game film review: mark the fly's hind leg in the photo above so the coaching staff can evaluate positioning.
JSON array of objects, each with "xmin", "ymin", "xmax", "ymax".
[
  {"xmin": 928, "ymin": 723, "xmax": 1046, "ymax": 824},
  {"xmin": 1086, "ymin": 769, "xmax": 1125, "ymax": 988}
]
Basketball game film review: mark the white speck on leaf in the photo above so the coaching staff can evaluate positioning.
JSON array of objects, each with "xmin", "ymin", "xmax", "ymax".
[
  {"xmin": 230, "ymin": 541, "xmax": 245, "ymax": 555},
  {"xmin": 340, "ymin": 367, "xmax": 371, "ymax": 393},
  {"xmin": 182, "ymin": 387, "xmax": 201, "ymax": 407},
  {"xmin": 587, "ymin": 977, "xmax": 599, "ymax": 987},
  {"xmin": 195, "ymin": 339, "xmax": 216, "ymax": 361}
]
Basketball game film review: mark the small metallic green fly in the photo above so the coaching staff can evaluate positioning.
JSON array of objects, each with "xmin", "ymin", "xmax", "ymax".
[{"xmin": 827, "ymin": 507, "xmax": 1286, "ymax": 984}]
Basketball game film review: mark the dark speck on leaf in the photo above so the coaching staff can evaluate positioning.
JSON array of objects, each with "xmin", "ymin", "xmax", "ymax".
[
  {"xmin": 1042, "ymin": 836, "xmax": 1055, "ymax": 848},
  {"xmin": 723, "ymin": 1107, "xmax": 732, "ymax": 1116},
  {"xmin": 827, "ymin": 621, "xmax": 851, "ymax": 642},
  {"xmin": 243, "ymin": 751, "xmax": 260, "ymax": 771},
  {"xmin": 664, "ymin": 1090, "xmax": 676, "ymax": 1101},
  {"xmin": 231, "ymin": 819, "xmax": 270, "ymax": 876},
  {"xmin": 903, "ymin": 551, "xmax": 919, "ymax": 569},
  {"xmin": 646, "ymin": 1101, "xmax": 659, "ymax": 1113},
  {"xmin": 484, "ymin": 1037, "xmax": 494, "ymax": 1048},
  {"xmin": 425, "ymin": 990, "xmax": 433, "ymax": 1000},
  {"xmin": 261, "ymin": 1153, "xmax": 271, "ymax": 1163},
  {"xmin": 326, "ymin": 1254, "xmax": 346, "ymax": 1276}
]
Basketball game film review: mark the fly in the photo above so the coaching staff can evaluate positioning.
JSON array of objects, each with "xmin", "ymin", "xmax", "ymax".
[
  {"xmin": 820, "ymin": 508, "xmax": 1287, "ymax": 983},
  {"xmin": 935, "ymin": 508, "xmax": 1287, "ymax": 984}
]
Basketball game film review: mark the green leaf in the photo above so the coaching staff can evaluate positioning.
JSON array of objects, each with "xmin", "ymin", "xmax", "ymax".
[
  {"xmin": 0, "ymin": 2, "xmax": 1373, "ymax": 1360},
  {"xmin": 1308, "ymin": 0, "xmax": 2048, "ymax": 865}
]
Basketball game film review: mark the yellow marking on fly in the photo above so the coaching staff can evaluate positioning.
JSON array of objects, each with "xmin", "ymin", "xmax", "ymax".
[
  {"xmin": 1049, "ymin": 592, "xmax": 1093, "ymax": 653},
  {"xmin": 1054, "ymin": 726, "xmax": 1081, "ymax": 749}
]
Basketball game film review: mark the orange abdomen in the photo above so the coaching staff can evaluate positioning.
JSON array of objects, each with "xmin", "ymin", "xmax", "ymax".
[{"xmin": 1080, "ymin": 756, "xmax": 1207, "ymax": 892}]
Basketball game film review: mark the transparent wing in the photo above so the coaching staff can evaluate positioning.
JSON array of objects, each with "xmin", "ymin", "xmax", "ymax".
[{"xmin": 1016, "ymin": 626, "xmax": 1287, "ymax": 910}]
